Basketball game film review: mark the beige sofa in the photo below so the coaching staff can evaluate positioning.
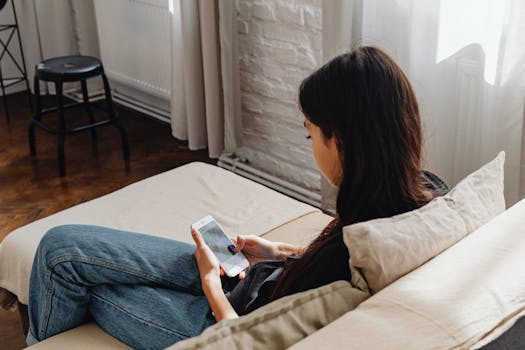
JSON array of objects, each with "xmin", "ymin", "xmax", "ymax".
[{"xmin": 1, "ymin": 162, "xmax": 525, "ymax": 349}]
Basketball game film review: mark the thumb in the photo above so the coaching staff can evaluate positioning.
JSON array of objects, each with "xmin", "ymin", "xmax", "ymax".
[{"xmin": 191, "ymin": 228, "xmax": 204, "ymax": 248}]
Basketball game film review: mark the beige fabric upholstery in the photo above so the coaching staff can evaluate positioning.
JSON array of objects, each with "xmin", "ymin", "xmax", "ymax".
[
  {"xmin": 261, "ymin": 211, "xmax": 333, "ymax": 245},
  {"xmin": 0, "ymin": 162, "xmax": 318, "ymax": 306},
  {"xmin": 25, "ymin": 323, "xmax": 131, "ymax": 350},
  {"xmin": 166, "ymin": 281, "xmax": 369, "ymax": 350},
  {"xmin": 290, "ymin": 197, "xmax": 525, "ymax": 350},
  {"xmin": 471, "ymin": 309, "xmax": 525, "ymax": 349},
  {"xmin": 344, "ymin": 152, "xmax": 505, "ymax": 293}
]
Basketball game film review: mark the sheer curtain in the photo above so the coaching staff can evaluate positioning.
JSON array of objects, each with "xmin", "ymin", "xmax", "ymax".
[
  {"xmin": 170, "ymin": 0, "xmax": 238, "ymax": 158},
  {"xmin": 17, "ymin": 0, "xmax": 99, "ymax": 94},
  {"xmin": 350, "ymin": 0, "xmax": 525, "ymax": 206}
]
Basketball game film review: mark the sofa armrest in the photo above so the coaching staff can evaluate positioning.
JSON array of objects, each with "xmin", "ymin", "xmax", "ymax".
[{"xmin": 290, "ymin": 198, "xmax": 525, "ymax": 350}]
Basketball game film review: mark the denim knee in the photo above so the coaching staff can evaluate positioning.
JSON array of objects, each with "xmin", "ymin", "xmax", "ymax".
[
  {"xmin": 37, "ymin": 225, "xmax": 83, "ymax": 263},
  {"xmin": 40, "ymin": 224, "xmax": 76, "ymax": 247}
]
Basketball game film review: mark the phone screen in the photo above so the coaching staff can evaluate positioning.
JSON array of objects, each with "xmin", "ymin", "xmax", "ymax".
[
  {"xmin": 198, "ymin": 220, "xmax": 248, "ymax": 275},
  {"xmin": 199, "ymin": 221, "xmax": 237, "ymax": 263}
]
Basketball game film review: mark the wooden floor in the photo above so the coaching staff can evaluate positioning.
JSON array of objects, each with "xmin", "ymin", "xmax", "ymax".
[{"xmin": 0, "ymin": 92, "xmax": 213, "ymax": 349}]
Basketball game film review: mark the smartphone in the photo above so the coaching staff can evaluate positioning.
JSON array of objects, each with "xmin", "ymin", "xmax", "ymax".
[{"xmin": 192, "ymin": 215, "xmax": 249, "ymax": 277}]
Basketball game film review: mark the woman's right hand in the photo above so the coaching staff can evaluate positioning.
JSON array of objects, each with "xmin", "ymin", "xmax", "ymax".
[{"xmin": 230, "ymin": 235, "xmax": 279, "ymax": 267}]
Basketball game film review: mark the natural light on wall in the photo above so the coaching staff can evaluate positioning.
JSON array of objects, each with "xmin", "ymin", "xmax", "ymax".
[{"xmin": 436, "ymin": 0, "xmax": 507, "ymax": 85}]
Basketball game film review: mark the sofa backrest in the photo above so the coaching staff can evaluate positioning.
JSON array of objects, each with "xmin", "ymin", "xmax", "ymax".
[{"xmin": 289, "ymin": 197, "xmax": 525, "ymax": 350}]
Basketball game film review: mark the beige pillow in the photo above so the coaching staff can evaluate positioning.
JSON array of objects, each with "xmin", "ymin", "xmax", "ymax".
[
  {"xmin": 166, "ymin": 281, "xmax": 369, "ymax": 350},
  {"xmin": 343, "ymin": 151, "xmax": 506, "ymax": 293}
]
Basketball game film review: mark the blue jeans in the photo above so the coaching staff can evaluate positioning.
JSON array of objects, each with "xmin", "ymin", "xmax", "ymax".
[{"xmin": 27, "ymin": 225, "xmax": 219, "ymax": 350}]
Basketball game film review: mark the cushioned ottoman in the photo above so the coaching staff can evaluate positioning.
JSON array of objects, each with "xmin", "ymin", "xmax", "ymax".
[{"xmin": 0, "ymin": 162, "xmax": 333, "ymax": 348}]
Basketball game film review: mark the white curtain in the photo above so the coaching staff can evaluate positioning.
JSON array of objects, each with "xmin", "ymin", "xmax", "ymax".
[
  {"xmin": 1, "ymin": 0, "xmax": 78, "ymax": 94},
  {"xmin": 15, "ymin": 0, "xmax": 99, "ymax": 94},
  {"xmin": 332, "ymin": 0, "xmax": 525, "ymax": 206},
  {"xmin": 171, "ymin": 0, "xmax": 237, "ymax": 158}
]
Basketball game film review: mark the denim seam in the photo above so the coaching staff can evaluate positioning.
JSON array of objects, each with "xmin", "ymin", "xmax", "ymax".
[
  {"xmin": 90, "ymin": 292, "xmax": 192, "ymax": 339},
  {"xmin": 39, "ymin": 259, "xmax": 56, "ymax": 340},
  {"xmin": 47, "ymin": 254, "xmax": 201, "ymax": 295},
  {"xmin": 26, "ymin": 329, "xmax": 39, "ymax": 346}
]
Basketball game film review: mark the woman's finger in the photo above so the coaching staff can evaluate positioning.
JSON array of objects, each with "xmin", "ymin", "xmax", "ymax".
[
  {"xmin": 239, "ymin": 270, "xmax": 246, "ymax": 280},
  {"xmin": 219, "ymin": 268, "xmax": 225, "ymax": 276},
  {"xmin": 191, "ymin": 228, "xmax": 204, "ymax": 248},
  {"xmin": 235, "ymin": 235, "xmax": 245, "ymax": 251}
]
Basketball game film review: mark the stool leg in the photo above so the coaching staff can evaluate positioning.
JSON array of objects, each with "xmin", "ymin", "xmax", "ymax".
[
  {"xmin": 55, "ymin": 81, "xmax": 66, "ymax": 176},
  {"xmin": 81, "ymin": 79, "xmax": 97, "ymax": 144},
  {"xmin": 25, "ymin": 78, "xmax": 33, "ymax": 114},
  {"xmin": 0, "ymin": 64, "xmax": 9, "ymax": 123},
  {"xmin": 28, "ymin": 76, "xmax": 41, "ymax": 156},
  {"xmin": 102, "ymin": 73, "xmax": 129, "ymax": 160}
]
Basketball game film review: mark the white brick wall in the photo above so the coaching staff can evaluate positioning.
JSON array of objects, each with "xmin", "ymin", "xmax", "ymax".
[{"xmin": 236, "ymin": 0, "xmax": 322, "ymax": 191}]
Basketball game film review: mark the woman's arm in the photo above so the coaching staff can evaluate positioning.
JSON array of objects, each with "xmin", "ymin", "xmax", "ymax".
[
  {"xmin": 232, "ymin": 235, "xmax": 304, "ymax": 263},
  {"xmin": 201, "ymin": 277, "xmax": 238, "ymax": 322},
  {"xmin": 274, "ymin": 242, "xmax": 304, "ymax": 259},
  {"xmin": 191, "ymin": 228, "xmax": 239, "ymax": 322}
]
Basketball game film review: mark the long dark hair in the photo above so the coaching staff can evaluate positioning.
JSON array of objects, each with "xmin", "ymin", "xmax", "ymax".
[{"xmin": 270, "ymin": 46, "xmax": 434, "ymax": 300}]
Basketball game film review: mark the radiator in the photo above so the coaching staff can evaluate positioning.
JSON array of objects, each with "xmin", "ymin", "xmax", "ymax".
[
  {"xmin": 92, "ymin": 0, "xmax": 171, "ymax": 122},
  {"xmin": 218, "ymin": 152, "xmax": 322, "ymax": 208}
]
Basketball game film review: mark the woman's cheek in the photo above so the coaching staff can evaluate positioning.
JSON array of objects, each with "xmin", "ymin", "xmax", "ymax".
[{"xmin": 312, "ymin": 142, "xmax": 330, "ymax": 182}]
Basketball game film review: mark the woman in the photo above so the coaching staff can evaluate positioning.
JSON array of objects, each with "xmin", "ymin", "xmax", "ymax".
[{"xmin": 27, "ymin": 46, "xmax": 448, "ymax": 349}]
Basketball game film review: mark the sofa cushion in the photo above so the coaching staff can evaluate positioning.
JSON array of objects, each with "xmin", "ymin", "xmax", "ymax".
[
  {"xmin": 261, "ymin": 211, "xmax": 333, "ymax": 246},
  {"xmin": 25, "ymin": 323, "xmax": 131, "ymax": 350},
  {"xmin": 290, "ymin": 196, "xmax": 525, "ymax": 350},
  {"xmin": 0, "ymin": 162, "xmax": 319, "ymax": 306},
  {"xmin": 343, "ymin": 151, "xmax": 505, "ymax": 293},
  {"xmin": 166, "ymin": 280, "xmax": 369, "ymax": 350}
]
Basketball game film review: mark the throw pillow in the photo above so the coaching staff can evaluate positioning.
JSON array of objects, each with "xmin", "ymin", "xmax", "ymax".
[
  {"xmin": 166, "ymin": 280, "xmax": 369, "ymax": 350},
  {"xmin": 343, "ymin": 151, "xmax": 505, "ymax": 293}
]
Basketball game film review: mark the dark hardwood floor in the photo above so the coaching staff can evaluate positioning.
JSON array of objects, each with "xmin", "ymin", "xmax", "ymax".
[{"xmin": 0, "ymin": 91, "xmax": 214, "ymax": 349}]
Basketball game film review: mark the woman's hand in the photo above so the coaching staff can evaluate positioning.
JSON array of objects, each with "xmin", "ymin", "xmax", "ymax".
[
  {"xmin": 231, "ymin": 235, "xmax": 303, "ymax": 278},
  {"xmin": 230, "ymin": 235, "xmax": 280, "ymax": 266},
  {"xmin": 191, "ymin": 227, "xmax": 239, "ymax": 322},
  {"xmin": 191, "ymin": 228, "xmax": 221, "ymax": 287}
]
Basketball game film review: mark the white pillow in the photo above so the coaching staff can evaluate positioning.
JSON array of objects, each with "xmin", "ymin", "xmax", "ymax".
[
  {"xmin": 343, "ymin": 152, "xmax": 505, "ymax": 293},
  {"xmin": 166, "ymin": 281, "xmax": 369, "ymax": 350}
]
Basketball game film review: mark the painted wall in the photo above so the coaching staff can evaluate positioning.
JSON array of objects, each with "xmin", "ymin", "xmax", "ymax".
[{"xmin": 235, "ymin": 0, "xmax": 322, "ymax": 191}]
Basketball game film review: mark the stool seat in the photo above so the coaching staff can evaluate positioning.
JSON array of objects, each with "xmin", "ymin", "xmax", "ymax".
[
  {"xmin": 35, "ymin": 55, "xmax": 103, "ymax": 82},
  {"xmin": 29, "ymin": 55, "xmax": 129, "ymax": 176}
]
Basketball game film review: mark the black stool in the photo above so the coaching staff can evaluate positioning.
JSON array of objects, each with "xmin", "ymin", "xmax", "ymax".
[{"xmin": 28, "ymin": 55, "xmax": 129, "ymax": 176}]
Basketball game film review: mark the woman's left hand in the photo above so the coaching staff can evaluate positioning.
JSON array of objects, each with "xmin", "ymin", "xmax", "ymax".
[
  {"xmin": 191, "ymin": 227, "xmax": 240, "ymax": 322},
  {"xmin": 191, "ymin": 228, "xmax": 222, "ymax": 287}
]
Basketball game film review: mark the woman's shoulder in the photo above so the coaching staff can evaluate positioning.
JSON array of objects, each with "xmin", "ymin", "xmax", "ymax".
[{"xmin": 422, "ymin": 170, "xmax": 449, "ymax": 197}]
